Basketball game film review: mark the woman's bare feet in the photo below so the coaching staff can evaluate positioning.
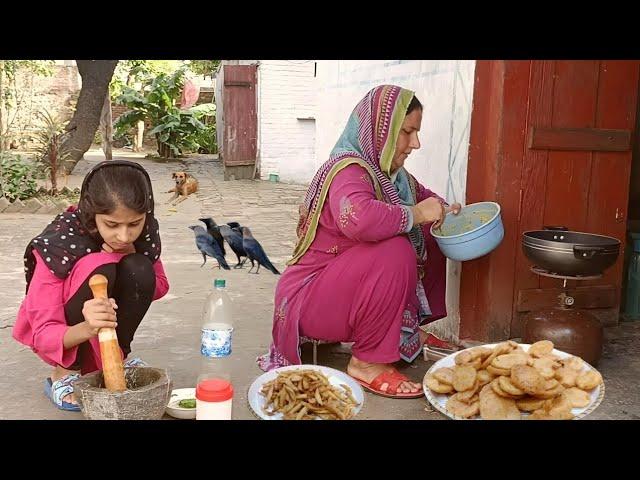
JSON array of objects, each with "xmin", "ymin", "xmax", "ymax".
[
  {"xmin": 51, "ymin": 365, "xmax": 79, "ymax": 405},
  {"xmin": 347, "ymin": 356, "xmax": 421, "ymax": 394}
]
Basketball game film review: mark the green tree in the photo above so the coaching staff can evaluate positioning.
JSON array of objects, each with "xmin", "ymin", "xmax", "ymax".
[
  {"xmin": 109, "ymin": 60, "xmax": 185, "ymax": 151},
  {"xmin": 0, "ymin": 60, "xmax": 55, "ymax": 151},
  {"xmin": 110, "ymin": 60, "xmax": 184, "ymax": 97},
  {"xmin": 184, "ymin": 60, "xmax": 221, "ymax": 78},
  {"xmin": 114, "ymin": 68, "xmax": 216, "ymax": 158}
]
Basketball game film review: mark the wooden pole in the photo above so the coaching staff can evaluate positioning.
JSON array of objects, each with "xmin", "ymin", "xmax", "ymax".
[{"xmin": 88, "ymin": 274, "xmax": 126, "ymax": 391}]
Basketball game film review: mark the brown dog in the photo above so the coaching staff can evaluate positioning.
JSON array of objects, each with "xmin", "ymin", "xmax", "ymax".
[{"xmin": 167, "ymin": 171, "xmax": 199, "ymax": 205}]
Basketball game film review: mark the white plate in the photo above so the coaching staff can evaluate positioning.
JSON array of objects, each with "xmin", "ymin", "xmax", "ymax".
[
  {"xmin": 423, "ymin": 343, "xmax": 605, "ymax": 420},
  {"xmin": 248, "ymin": 365, "xmax": 365, "ymax": 420},
  {"xmin": 166, "ymin": 388, "xmax": 197, "ymax": 419}
]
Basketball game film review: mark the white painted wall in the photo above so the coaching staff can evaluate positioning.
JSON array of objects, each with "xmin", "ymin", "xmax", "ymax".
[
  {"xmin": 256, "ymin": 60, "xmax": 317, "ymax": 183},
  {"xmin": 314, "ymin": 60, "xmax": 476, "ymax": 341}
]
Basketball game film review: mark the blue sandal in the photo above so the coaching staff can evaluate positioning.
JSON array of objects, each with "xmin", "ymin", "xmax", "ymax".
[
  {"xmin": 123, "ymin": 357, "xmax": 148, "ymax": 368},
  {"xmin": 44, "ymin": 373, "xmax": 81, "ymax": 412},
  {"xmin": 44, "ymin": 359, "xmax": 147, "ymax": 411}
]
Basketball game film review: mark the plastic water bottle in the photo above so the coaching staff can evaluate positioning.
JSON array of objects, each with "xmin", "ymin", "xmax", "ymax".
[{"xmin": 199, "ymin": 279, "xmax": 234, "ymax": 383}]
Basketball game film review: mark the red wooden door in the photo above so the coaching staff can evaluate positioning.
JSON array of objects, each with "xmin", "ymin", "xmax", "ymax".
[
  {"xmin": 511, "ymin": 60, "xmax": 638, "ymax": 336},
  {"xmin": 460, "ymin": 60, "xmax": 639, "ymax": 342},
  {"xmin": 222, "ymin": 65, "xmax": 257, "ymax": 167}
]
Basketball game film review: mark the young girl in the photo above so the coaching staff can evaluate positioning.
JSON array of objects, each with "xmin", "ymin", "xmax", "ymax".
[{"xmin": 13, "ymin": 160, "xmax": 170, "ymax": 411}]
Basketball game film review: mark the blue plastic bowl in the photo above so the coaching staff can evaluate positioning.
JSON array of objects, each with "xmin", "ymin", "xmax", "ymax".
[{"xmin": 430, "ymin": 201, "xmax": 504, "ymax": 261}]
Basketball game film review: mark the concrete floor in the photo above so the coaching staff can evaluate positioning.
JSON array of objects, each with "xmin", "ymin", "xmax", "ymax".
[{"xmin": 1, "ymin": 149, "xmax": 638, "ymax": 420}]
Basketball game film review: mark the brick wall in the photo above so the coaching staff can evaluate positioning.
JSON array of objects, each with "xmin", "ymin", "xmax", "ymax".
[
  {"xmin": 111, "ymin": 103, "xmax": 156, "ymax": 148},
  {"xmin": 9, "ymin": 65, "xmax": 80, "ymax": 149},
  {"xmin": 197, "ymin": 88, "xmax": 214, "ymax": 104}
]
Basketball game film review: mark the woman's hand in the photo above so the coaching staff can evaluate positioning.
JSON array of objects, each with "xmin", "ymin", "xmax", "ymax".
[
  {"xmin": 81, "ymin": 298, "xmax": 118, "ymax": 336},
  {"xmin": 411, "ymin": 197, "xmax": 445, "ymax": 228},
  {"xmin": 447, "ymin": 203, "xmax": 462, "ymax": 215}
]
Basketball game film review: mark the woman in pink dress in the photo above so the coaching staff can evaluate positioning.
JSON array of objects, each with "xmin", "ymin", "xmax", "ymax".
[
  {"xmin": 258, "ymin": 85, "xmax": 460, "ymax": 398},
  {"xmin": 13, "ymin": 160, "xmax": 169, "ymax": 411}
]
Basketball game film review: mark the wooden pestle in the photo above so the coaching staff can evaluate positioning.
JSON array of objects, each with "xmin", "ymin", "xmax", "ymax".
[{"xmin": 88, "ymin": 274, "xmax": 127, "ymax": 392}]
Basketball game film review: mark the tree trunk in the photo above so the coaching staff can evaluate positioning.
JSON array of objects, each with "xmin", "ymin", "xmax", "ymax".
[
  {"xmin": 99, "ymin": 93, "xmax": 113, "ymax": 160},
  {"xmin": 59, "ymin": 60, "xmax": 118, "ymax": 175}
]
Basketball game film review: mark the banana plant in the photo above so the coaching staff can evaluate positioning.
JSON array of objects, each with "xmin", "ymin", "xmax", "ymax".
[{"xmin": 114, "ymin": 69, "xmax": 216, "ymax": 158}]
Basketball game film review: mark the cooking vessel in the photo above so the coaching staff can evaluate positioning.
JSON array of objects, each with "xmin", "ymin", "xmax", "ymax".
[
  {"xmin": 431, "ymin": 201, "xmax": 504, "ymax": 261},
  {"xmin": 522, "ymin": 226, "xmax": 620, "ymax": 276}
]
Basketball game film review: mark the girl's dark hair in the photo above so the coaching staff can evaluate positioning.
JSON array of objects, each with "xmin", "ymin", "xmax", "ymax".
[
  {"xmin": 78, "ymin": 165, "xmax": 152, "ymax": 232},
  {"xmin": 407, "ymin": 95, "xmax": 423, "ymax": 114}
]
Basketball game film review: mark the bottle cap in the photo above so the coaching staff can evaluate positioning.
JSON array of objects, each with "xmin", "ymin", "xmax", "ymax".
[{"xmin": 196, "ymin": 378, "xmax": 233, "ymax": 402}]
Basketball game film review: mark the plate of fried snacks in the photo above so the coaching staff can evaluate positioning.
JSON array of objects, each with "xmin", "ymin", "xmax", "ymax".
[
  {"xmin": 248, "ymin": 365, "xmax": 364, "ymax": 420},
  {"xmin": 423, "ymin": 340, "xmax": 605, "ymax": 420}
]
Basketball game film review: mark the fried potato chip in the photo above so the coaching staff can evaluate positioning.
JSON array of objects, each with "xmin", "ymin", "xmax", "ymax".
[
  {"xmin": 490, "ymin": 378, "xmax": 513, "ymax": 398},
  {"xmin": 492, "ymin": 353, "xmax": 529, "ymax": 370},
  {"xmin": 530, "ymin": 357, "xmax": 557, "ymax": 379},
  {"xmin": 511, "ymin": 365, "xmax": 546, "ymax": 395},
  {"xmin": 453, "ymin": 365, "xmax": 477, "ymax": 392},
  {"xmin": 491, "ymin": 378, "xmax": 524, "ymax": 399},
  {"xmin": 487, "ymin": 365, "xmax": 511, "ymax": 377},
  {"xmin": 564, "ymin": 387, "xmax": 591, "ymax": 408},
  {"xmin": 498, "ymin": 375, "xmax": 526, "ymax": 396},
  {"xmin": 446, "ymin": 393, "xmax": 480, "ymax": 418},
  {"xmin": 476, "ymin": 369, "xmax": 494, "ymax": 387},
  {"xmin": 468, "ymin": 358, "xmax": 483, "ymax": 370},
  {"xmin": 561, "ymin": 356, "xmax": 585, "ymax": 371},
  {"xmin": 470, "ymin": 347, "xmax": 493, "ymax": 361},
  {"xmin": 426, "ymin": 340, "xmax": 601, "ymax": 421},
  {"xmin": 456, "ymin": 380, "xmax": 480, "ymax": 403},
  {"xmin": 555, "ymin": 366, "xmax": 579, "ymax": 388},
  {"xmin": 576, "ymin": 370, "xmax": 603, "ymax": 391},
  {"xmin": 529, "ymin": 377, "xmax": 563, "ymax": 399},
  {"xmin": 544, "ymin": 378, "xmax": 560, "ymax": 390},
  {"xmin": 543, "ymin": 392, "xmax": 574, "ymax": 419},
  {"xmin": 527, "ymin": 391, "xmax": 575, "ymax": 420},
  {"xmin": 455, "ymin": 350, "xmax": 474, "ymax": 365},
  {"xmin": 479, "ymin": 384, "xmax": 521, "ymax": 420},
  {"xmin": 480, "ymin": 343, "xmax": 512, "ymax": 369},
  {"xmin": 425, "ymin": 373, "xmax": 454, "ymax": 394},
  {"xmin": 433, "ymin": 367, "xmax": 455, "ymax": 386},
  {"xmin": 529, "ymin": 340, "xmax": 554, "ymax": 358},
  {"xmin": 516, "ymin": 396, "xmax": 546, "ymax": 412}
]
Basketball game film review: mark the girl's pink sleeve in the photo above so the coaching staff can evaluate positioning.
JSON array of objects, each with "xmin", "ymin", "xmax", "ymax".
[
  {"xmin": 19, "ymin": 251, "xmax": 79, "ymax": 368},
  {"xmin": 153, "ymin": 258, "xmax": 169, "ymax": 300}
]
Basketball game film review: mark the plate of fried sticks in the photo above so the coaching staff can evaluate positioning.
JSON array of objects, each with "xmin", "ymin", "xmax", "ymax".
[{"xmin": 248, "ymin": 365, "xmax": 364, "ymax": 420}]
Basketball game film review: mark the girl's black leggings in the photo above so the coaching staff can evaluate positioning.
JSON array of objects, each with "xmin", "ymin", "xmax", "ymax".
[{"xmin": 63, "ymin": 253, "xmax": 156, "ymax": 369}]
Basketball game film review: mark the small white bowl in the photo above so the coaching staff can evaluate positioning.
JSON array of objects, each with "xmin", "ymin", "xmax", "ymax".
[{"xmin": 166, "ymin": 388, "xmax": 197, "ymax": 419}]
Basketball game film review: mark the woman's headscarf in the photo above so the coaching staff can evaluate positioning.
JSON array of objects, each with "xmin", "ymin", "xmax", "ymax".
[
  {"xmin": 23, "ymin": 160, "xmax": 162, "ymax": 293},
  {"xmin": 290, "ymin": 84, "xmax": 426, "ymax": 266}
]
